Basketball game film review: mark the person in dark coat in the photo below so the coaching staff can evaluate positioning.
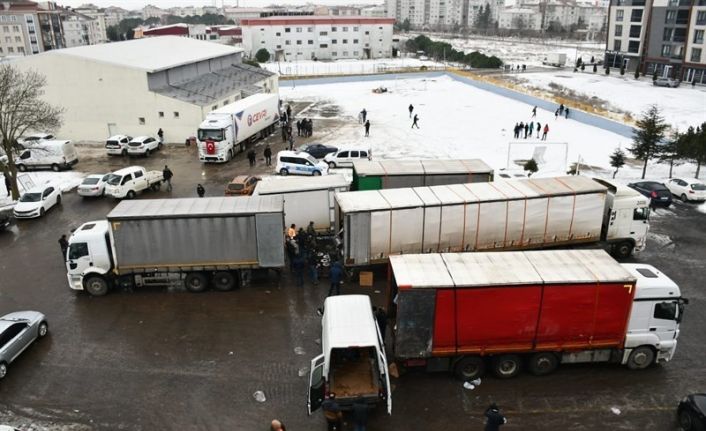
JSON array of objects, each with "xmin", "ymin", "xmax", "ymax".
[
  {"xmin": 162, "ymin": 165, "xmax": 173, "ymax": 191},
  {"xmin": 524, "ymin": 123, "xmax": 529, "ymax": 139},
  {"xmin": 542, "ymin": 124, "xmax": 549, "ymax": 141},
  {"xmin": 307, "ymin": 118, "xmax": 313, "ymax": 137},
  {"xmin": 247, "ymin": 149, "xmax": 256, "ymax": 167},
  {"xmin": 529, "ymin": 122, "xmax": 534, "ymax": 137},
  {"xmin": 352, "ymin": 397, "xmax": 370, "ymax": 431},
  {"xmin": 264, "ymin": 145, "xmax": 272, "ymax": 166},
  {"xmin": 536, "ymin": 122, "xmax": 541, "ymax": 138},
  {"xmin": 59, "ymin": 234, "xmax": 69, "ymax": 259},
  {"xmin": 531, "ymin": 106, "xmax": 537, "ymax": 117},
  {"xmin": 157, "ymin": 128, "xmax": 164, "ymax": 144},
  {"xmin": 322, "ymin": 394, "xmax": 343, "ymax": 431},
  {"xmin": 484, "ymin": 403, "xmax": 507, "ymax": 431},
  {"xmin": 281, "ymin": 124, "xmax": 288, "ymax": 143},
  {"xmin": 4, "ymin": 174, "xmax": 11, "ymax": 196},
  {"xmin": 559, "ymin": 103, "xmax": 565, "ymax": 115},
  {"xmin": 296, "ymin": 119, "xmax": 302, "ymax": 136},
  {"xmin": 288, "ymin": 134, "xmax": 295, "ymax": 151},
  {"xmin": 408, "ymin": 104, "xmax": 414, "ymax": 118},
  {"xmin": 565, "ymin": 107, "xmax": 570, "ymax": 118},
  {"xmin": 361, "ymin": 108, "xmax": 367, "ymax": 123},
  {"xmin": 412, "ymin": 114, "xmax": 420, "ymax": 129},
  {"xmin": 328, "ymin": 262, "xmax": 344, "ymax": 296},
  {"xmin": 364, "ymin": 120, "xmax": 370, "ymax": 137},
  {"xmin": 513, "ymin": 123, "xmax": 519, "ymax": 139},
  {"xmin": 555, "ymin": 108, "xmax": 559, "ymax": 119},
  {"xmin": 196, "ymin": 184, "xmax": 205, "ymax": 197},
  {"xmin": 286, "ymin": 104, "xmax": 292, "ymax": 120}
]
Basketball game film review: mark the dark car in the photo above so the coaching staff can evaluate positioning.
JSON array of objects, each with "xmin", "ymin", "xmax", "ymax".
[
  {"xmin": 298, "ymin": 143, "xmax": 338, "ymax": 159},
  {"xmin": 628, "ymin": 181, "xmax": 672, "ymax": 207},
  {"xmin": 678, "ymin": 394, "xmax": 706, "ymax": 431}
]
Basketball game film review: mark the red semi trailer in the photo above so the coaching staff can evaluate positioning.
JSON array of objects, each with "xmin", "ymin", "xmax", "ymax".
[{"xmin": 388, "ymin": 249, "xmax": 686, "ymax": 380}]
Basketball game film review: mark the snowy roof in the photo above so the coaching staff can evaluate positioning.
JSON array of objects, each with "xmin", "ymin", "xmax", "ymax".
[
  {"xmin": 322, "ymin": 295, "xmax": 379, "ymax": 350},
  {"xmin": 107, "ymin": 196, "xmax": 283, "ymax": 219},
  {"xmin": 255, "ymin": 174, "xmax": 351, "ymax": 195},
  {"xmin": 353, "ymin": 159, "xmax": 493, "ymax": 177},
  {"xmin": 47, "ymin": 36, "xmax": 243, "ymax": 73}
]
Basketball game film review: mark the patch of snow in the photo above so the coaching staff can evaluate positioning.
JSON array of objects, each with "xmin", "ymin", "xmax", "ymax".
[
  {"xmin": 263, "ymin": 58, "xmax": 446, "ymax": 76},
  {"xmin": 698, "ymin": 202, "xmax": 706, "ymax": 214}
]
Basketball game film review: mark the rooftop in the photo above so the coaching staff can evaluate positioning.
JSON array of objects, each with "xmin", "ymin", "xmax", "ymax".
[
  {"xmin": 47, "ymin": 36, "xmax": 244, "ymax": 73},
  {"xmin": 241, "ymin": 15, "xmax": 395, "ymax": 25}
]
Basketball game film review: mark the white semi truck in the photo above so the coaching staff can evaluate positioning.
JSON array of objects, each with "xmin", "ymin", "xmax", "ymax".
[
  {"xmin": 197, "ymin": 93, "xmax": 280, "ymax": 163},
  {"xmin": 65, "ymin": 196, "xmax": 285, "ymax": 296},
  {"xmin": 335, "ymin": 176, "xmax": 650, "ymax": 267}
]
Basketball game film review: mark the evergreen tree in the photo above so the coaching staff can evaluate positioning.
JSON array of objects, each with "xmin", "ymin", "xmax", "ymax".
[
  {"xmin": 681, "ymin": 123, "xmax": 706, "ymax": 178},
  {"xmin": 658, "ymin": 130, "xmax": 685, "ymax": 179},
  {"xmin": 523, "ymin": 159, "xmax": 539, "ymax": 176},
  {"xmin": 255, "ymin": 48, "xmax": 270, "ymax": 63},
  {"xmin": 609, "ymin": 148, "xmax": 626, "ymax": 179},
  {"xmin": 630, "ymin": 105, "xmax": 669, "ymax": 179}
]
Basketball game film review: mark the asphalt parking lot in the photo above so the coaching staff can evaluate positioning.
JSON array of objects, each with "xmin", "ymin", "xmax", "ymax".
[{"xmin": 0, "ymin": 140, "xmax": 705, "ymax": 431}]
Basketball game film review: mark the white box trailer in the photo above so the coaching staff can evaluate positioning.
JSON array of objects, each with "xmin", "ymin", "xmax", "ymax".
[
  {"xmin": 542, "ymin": 53, "xmax": 567, "ymax": 67},
  {"xmin": 254, "ymin": 175, "xmax": 351, "ymax": 233},
  {"xmin": 335, "ymin": 176, "xmax": 650, "ymax": 266},
  {"xmin": 197, "ymin": 93, "xmax": 280, "ymax": 163}
]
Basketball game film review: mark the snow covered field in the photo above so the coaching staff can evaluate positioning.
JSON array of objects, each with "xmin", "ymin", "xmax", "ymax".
[
  {"xmin": 281, "ymin": 74, "xmax": 704, "ymax": 182},
  {"xmin": 261, "ymin": 58, "xmax": 445, "ymax": 77},
  {"xmin": 512, "ymin": 71, "xmax": 706, "ymax": 130}
]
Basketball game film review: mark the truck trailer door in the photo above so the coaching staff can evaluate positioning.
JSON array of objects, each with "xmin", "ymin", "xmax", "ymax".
[
  {"xmin": 376, "ymin": 348, "xmax": 393, "ymax": 415},
  {"xmin": 307, "ymin": 354, "xmax": 326, "ymax": 415}
]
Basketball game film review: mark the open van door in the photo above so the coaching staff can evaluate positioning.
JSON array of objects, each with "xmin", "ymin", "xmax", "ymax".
[
  {"xmin": 307, "ymin": 354, "xmax": 325, "ymax": 415},
  {"xmin": 377, "ymin": 348, "xmax": 393, "ymax": 415}
]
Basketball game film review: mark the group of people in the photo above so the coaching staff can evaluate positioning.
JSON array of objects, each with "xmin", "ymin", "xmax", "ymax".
[
  {"xmin": 513, "ymin": 120, "xmax": 549, "ymax": 141},
  {"xmin": 554, "ymin": 103, "xmax": 570, "ymax": 119},
  {"xmin": 297, "ymin": 118, "xmax": 314, "ymax": 137}
]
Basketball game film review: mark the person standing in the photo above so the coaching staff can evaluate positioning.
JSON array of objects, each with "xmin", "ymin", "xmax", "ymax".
[
  {"xmin": 328, "ymin": 261, "xmax": 344, "ymax": 296},
  {"xmin": 513, "ymin": 123, "xmax": 519, "ymax": 139},
  {"xmin": 364, "ymin": 120, "xmax": 371, "ymax": 137},
  {"xmin": 296, "ymin": 119, "xmax": 302, "ymax": 136},
  {"xmin": 157, "ymin": 128, "xmax": 164, "ymax": 144},
  {"xmin": 196, "ymin": 184, "xmax": 205, "ymax": 197},
  {"xmin": 308, "ymin": 251, "xmax": 319, "ymax": 286},
  {"xmin": 565, "ymin": 107, "xmax": 570, "ymax": 119},
  {"xmin": 264, "ymin": 144, "xmax": 272, "ymax": 166},
  {"xmin": 287, "ymin": 224, "xmax": 297, "ymax": 240},
  {"xmin": 247, "ymin": 149, "xmax": 256, "ymax": 167},
  {"xmin": 286, "ymin": 104, "xmax": 292, "ymax": 121},
  {"xmin": 536, "ymin": 122, "xmax": 541, "ymax": 138},
  {"xmin": 288, "ymin": 133, "xmax": 295, "ymax": 151},
  {"xmin": 59, "ymin": 234, "xmax": 69, "ymax": 259},
  {"xmin": 4, "ymin": 174, "xmax": 11, "ymax": 197},
  {"xmin": 352, "ymin": 398, "xmax": 369, "ymax": 431},
  {"xmin": 411, "ymin": 114, "xmax": 420, "ymax": 129},
  {"xmin": 162, "ymin": 165, "xmax": 173, "ymax": 192},
  {"xmin": 531, "ymin": 106, "xmax": 537, "ymax": 117},
  {"xmin": 559, "ymin": 103, "xmax": 565, "ymax": 115},
  {"xmin": 542, "ymin": 124, "xmax": 549, "ymax": 140},
  {"xmin": 529, "ymin": 121, "xmax": 534, "ymax": 137},
  {"xmin": 408, "ymin": 104, "xmax": 414, "ymax": 118},
  {"xmin": 322, "ymin": 394, "xmax": 343, "ymax": 431},
  {"xmin": 524, "ymin": 123, "xmax": 529, "ymax": 139},
  {"xmin": 281, "ymin": 124, "xmax": 288, "ymax": 143},
  {"xmin": 484, "ymin": 403, "xmax": 507, "ymax": 431},
  {"xmin": 555, "ymin": 109, "xmax": 559, "ymax": 120},
  {"xmin": 361, "ymin": 108, "xmax": 367, "ymax": 123}
]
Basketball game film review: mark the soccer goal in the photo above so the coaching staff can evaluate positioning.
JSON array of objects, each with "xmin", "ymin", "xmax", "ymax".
[{"xmin": 506, "ymin": 141, "xmax": 569, "ymax": 176}]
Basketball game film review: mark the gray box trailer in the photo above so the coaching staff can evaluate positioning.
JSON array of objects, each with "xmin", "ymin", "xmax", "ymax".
[
  {"xmin": 335, "ymin": 176, "xmax": 649, "ymax": 267},
  {"xmin": 351, "ymin": 159, "xmax": 494, "ymax": 191},
  {"xmin": 66, "ymin": 196, "xmax": 285, "ymax": 295}
]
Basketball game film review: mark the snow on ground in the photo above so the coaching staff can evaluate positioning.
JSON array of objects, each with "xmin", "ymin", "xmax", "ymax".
[
  {"xmin": 281, "ymin": 74, "xmax": 703, "ymax": 182},
  {"xmin": 261, "ymin": 58, "xmax": 445, "ymax": 76},
  {"xmin": 512, "ymin": 71, "xmax": 706, "ymax": 130},
  {"xmin": 0, "ymin": 171, "xmax": 85, "ymax": 207}
]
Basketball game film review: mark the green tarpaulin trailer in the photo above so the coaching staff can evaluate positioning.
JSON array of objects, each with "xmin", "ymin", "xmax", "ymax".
[{"xmin": 351, "ymin": 159, "xmax": 494, "ymax": 191}]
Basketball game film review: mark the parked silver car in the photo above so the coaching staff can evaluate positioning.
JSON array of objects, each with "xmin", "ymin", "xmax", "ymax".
[
  {"xmin": 653, "ymin": 77, "xmax": 680, "ymax": 87},
  {"xmin": 0, "ymin": 311, "xmax": 48, "ymax": 379}
]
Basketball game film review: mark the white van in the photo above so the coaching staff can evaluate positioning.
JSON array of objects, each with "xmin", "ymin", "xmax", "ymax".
[
  {"xmin": 324, "ymin": 147, "xmax": 372, "ymax": 168},
  {"xmin": 105, "ymin": 135, "xmax": 133, "ymax": 156},
  {"xmin": 307, "ymin": 295, "xmax": 392, "ymax": 415},
  {"xmin": 14, "ymin": 140, "xmax": 79, "ymax": 172},
  {"xmin": 275, "ymin": 151, "xmax": 329, "ymax": 176}
]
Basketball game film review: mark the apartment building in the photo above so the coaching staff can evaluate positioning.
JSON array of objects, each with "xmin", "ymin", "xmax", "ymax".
[
  {"xmin": 605, "ymin": 0, "xmax": 706, "ymax": 83},
  {"xmin": 0, "ymin": 1, "xmax": 63, "ymax": 58},
  {"xmin": 241, "ymin": 16, "xmax": 395, "ymax": 61},
  {"xmin": 62, "ymin": 10, "xmax": 106, "ymax": 47},
  {"xmin": 139, "ymin": 23, "xmax": 243, "ymax": 45},
  {"xmin": 498, "ymin": 0, "xmax": 606, "ymax": 32},
  {"xmin": 387, "ymin": 0, "xmax": 506, "ymax": 29}
]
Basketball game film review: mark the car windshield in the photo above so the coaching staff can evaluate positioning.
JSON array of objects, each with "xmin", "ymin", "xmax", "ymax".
[
  {"xmin": 691, "ymin": 183, "xmax": 706, "ymax": 191},
  {"xmin": 106, "ymin": 174, "xmax": 122, "ymax": 185},
  {"xmin": 20, "ymin": 193, "xmax": 42, "ymax": 202},
  {"xmin": 198, "ymin": 129, "xmax": 224, "ymax": 142},
  {"xmin": 82, "ymin": 178, "xmax": 99, "ymax": 185},
  {"xmin": 228, "ymin": 183, "xmax": 244, "ymax": 191},
  {"xmin": 305, "ymin": 155, "xmax": 318, "ymax": 164}
]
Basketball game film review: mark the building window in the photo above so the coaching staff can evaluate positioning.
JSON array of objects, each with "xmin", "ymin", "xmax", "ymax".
[
  {"xmin": 320, "ymin": 44, "xmax": 328, "ymax": 48},
  {"xmin": 353, "ymin": 51, "xmax": 359, "ymax": 56},
  {"xmin": 614, "ymin": 24, "xmax": 622, "ymax": 36},
  {"xmin": 616, "ymin": 10, "xmax": 624, "ymax": 21},
  {"xmin": 320, "ymin": 31, "xmax": 327, "ymax": 36},
  {"xmin": 629, "ymin": 25, "xmax": 641, "ymax": 38},
  {"xmin": 628, "ymin": 40, "xmax": 640, "ymax": 53},
  {"xmin": 261, "ymin": 40, "xmax": 265, "ymax": 44},
  {"xmin": 158, "ymin": 111, "xmax": 164, "ymax": 118},
  {"xmin": 13, "ymin": 25, "xmax": 19, "ymax": 32},
  {"xmin": 676, "ymin": 10, "xmax": 688, "ymax": 25},
  {"xmin": 285, "ymin": 27, "xmax": 291, "ymax": 33},
  {"xmin": 285, "ymin": 40, "xmax": 291, "ymax": 45},
  {"xmin": 296, "ymin": 27, "xmax": 302, "ymax": 32},
  {"xmin": 174, "ymin": 112, "xmax": 179, "ymax": 119},
  {"xmin": 296, "ymin": 40, "xmax": 302, "ymax": 45},
  {"xmin": 14, "ymin": 36, "xmax": 21, "ymax": 42},
  {"xmin": 332, "ymin": 26, "xmax": 337, "ymax": 32},
  {"xmin": 663, "ymin": 28, "xmax": 673, "ymax": 41},
  {"xmin": 614, "ymin": 40, "xmax": 622, "ymax": 51},
  {"xmin": 138, "ymin": 117, "xmax": 145, "ymax": 125},
  {"xmin": 343, "ymin": 39, "xmax": 348, "ymax": 43},
  {"xmin": 630, "ymin": 9, "xmax": 642, "ymax": 22},
  {"xmin": 697, "ymin": 11, "xmax": 706, "ymax": 25},
  {"xmin": 332, "ymin": 51, "xmax": 337, "ymax": 56},
  {"xmin": 692, "ymin": 48, "xmax": 702, "ymax": 62},
  {"xmin": 343, "ymin": 51, "xmax": 348, "ymax": 56},
  {"xmin": 365, "ymin": 31, "xmax": 369, "ymax": 35},
  {"xmin": 695, "ymin": 30, "xmax": 704, "ymax": 44},
  {"xmin": 353, "ymin": 39, "xmax": 359, "ymax": 43},
  {"xmin": 276, "ymin": 44, "xmax": 281, "ymax": 49},
  {"xmin": 343, "ymin": 26, "xmax": 348, "ymax": 31},
  {"xmin": 673, "ymin": 27, "xmax": 686, "ymax": 42},
  {"xmin": 661, "ymin": 44, "xmax": 672, "ymax": 57},
  {"xmin": 307, "ymin": 27, "xmax": 313, "ymax": 32},
  {"xmin": 7, "ymin": 47, "xmax": 13, "ymax": 53},
  {"xmin": 260, "ymin": 28, "xmax": 265, "ymax": 31},
  {"xmin": 353, "ymin": 26, "xmax": 359, "ymax": 31},
  {"xmin": 17, "ymin": 46, "xmax": 23, "ymax": 53},
  {"xmin": 306, "ymin": 40, "xmax": 311, "ymax": 45},
  {"xmin": 276, "ymin": 32, "xmax": 281, "ymax": 36},
  {"xmin": 332, "ymin": 39, "xmax": 337, "ymax": 44},
  {"xmin": 665, "ymin": 10, "xmax": 676, "ymax": 23},
  {"xmin": 378, "ymin": 26, "xmax": 383, "ymax": 29},
  {"xmin": 212, "ymin": 105, "xmax": 217, "ymax": 111}
]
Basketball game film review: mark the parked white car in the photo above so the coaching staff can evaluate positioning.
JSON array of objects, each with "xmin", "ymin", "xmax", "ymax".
[
  {"xmin": 13, "ymin": 183, "xmax": 62, "ymax": 219},
  {"xmin": 17, "ymin": 133, "xmax": 54, "ymax": 147},
  {"xmin": 324, "ymin": 147, "xmax": 371, "ymax": 168},
  {"xmin": 127, "ymin": 136, "xmax": 160, "ymax": 156},
  {"xmin": 14, "ymin": 140, "xmax": 79, "ymax": 172},
  {"xmin": 276, "ymin": 151, "xmax": 329, "ymax": 176},
  {"xmin": 77, "ymin": 174, "xmax": 110, "ymax": 197},
  {"xmin": 665, "ymin": 178, "xmax": 706, "ymax": 202},
  {"xmin": 105, "ymin": 135, "xmax": 133, "ymax": 156}
]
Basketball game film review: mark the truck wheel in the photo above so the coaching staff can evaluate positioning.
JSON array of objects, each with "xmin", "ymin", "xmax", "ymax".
[
  {"xmin": 453, "ymin": 356, "xmax": 485, "ymax": 381},
  {"xmin": 227, "ymin": 149, "xmax": 233, "ymax": 161},
  {"xmin": 312, "ymin": 170, "xmax": 321, "ymax": 176},
  {"xmin": 492, "ymin": 354, "xmax": 522, "ymax": 379},
  {"xmin": 38, "ymin": 321, "xmax": 49, "ymax": 338},
  {"xmin": 279, "ymin": 168, "xmax": 289, "ymax": 176},
  {"xmin": 627, "ymin": 346, "xmax": 655, "ymax": 370},
  {"xmin": 126, "ymin": 190, "xmax": 136, "ymax": 199},
  {"xmin": 51, "ymin": 163, "xmax": 60, "ymax": 172},
  {"xmin": 528, "ymin": 352, "xmax": 559, "ymax": 376},
  {"xmin": 0, "ymin": 362, "xmax": 7, "ymax": 380},
  {"xmin": 145, "ymin": 149, "xmax": 151, "ymax": 156},
  {"xmin": 84, "ymin": 276, "xmax": 110, "ymax": 296},
  {"xmin": 613, "ymin": 241, "xmax": 633, "ymax": 259},
  {"xmin": 212, "ymin": 271, "xmax": 236, "ymax": 291},
  {"xmin": 185, "ymin": 272, "xmax": 208, "ymax": 293}
]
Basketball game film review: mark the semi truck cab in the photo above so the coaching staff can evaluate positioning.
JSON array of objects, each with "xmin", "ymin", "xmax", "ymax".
[
  {"xmin": 66, "ymin": 221, "xmax": 113, "ymax": 291},
  {"xmin": 596, "ymin": 179, "xmax": 650, "ymax": 257},
  {"xmin": 198, "ymin": 115, "xmax": 235, "ymax": 162}
]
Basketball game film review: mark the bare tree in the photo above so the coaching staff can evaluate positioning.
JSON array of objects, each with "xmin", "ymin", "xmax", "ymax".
[{"xmin": 0, "ymin": 64, "xmax": 63, "ymax": 200}]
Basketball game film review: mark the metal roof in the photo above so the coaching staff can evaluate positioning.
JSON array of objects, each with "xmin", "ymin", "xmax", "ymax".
[
  {"xmin": 322, "ymin": 295, "xmax": 379, "ymax": 349},
  {"xmin": 390, "ymin": 250, "xmax": 635, "ymax": 288},
  {"xmin": 335, "ymin": 190, "xmax": 390, "ymax": 212},
  {"xmin": 107, "ymin": 196, "xmax": 283, "ymax": 220},
  {"xmin": 378, "ymin": 188, "xmax": 424, "ymax": 208},
  {"xmin": 352, "ymin": 159, "xmax": 492, "ymax": 177},
  {"xmin": 50, "ymin": 36, "xmax": 243, "ymax": 73},
  {"xmin": 255, "ymin": 174, "xmax": 351, "ymax": 195}
]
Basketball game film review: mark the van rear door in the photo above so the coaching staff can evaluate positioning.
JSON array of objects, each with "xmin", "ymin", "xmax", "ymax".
[
  {"xmin": 307, "ymin": 353, "xmax": 326, "ymax": 415},
  {"xmin": 376, "ymin": 344, "xmax": 392, "ymax": 414}
]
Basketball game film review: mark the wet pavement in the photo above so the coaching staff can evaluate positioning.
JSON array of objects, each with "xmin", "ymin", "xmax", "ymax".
[{"xmin": 1, "ymin": 140, "xmax": 705, "ymax": 430}]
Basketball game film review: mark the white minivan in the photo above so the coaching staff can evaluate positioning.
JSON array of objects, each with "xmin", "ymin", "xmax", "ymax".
[
  {"xmin": 276, "ymin": 151, "xmax": 329, "ymax": 176},
  {"xmin": 127, "ymin": 136, "xmax": 160, "ymax": 156},
  {"xmin": 324, "ymin": 147, "xmax": 372, "ymax": 168},
  {"xmin": 14, "ymin": 140, "xmax": 79, "ymax": 172},
  {"xmin": 105, "ymin": 135, "xmax": 133, "ymax": 156},
  {"xmin": 307, "ymin": 295, "xmax": 392, "ymax": 415}
]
